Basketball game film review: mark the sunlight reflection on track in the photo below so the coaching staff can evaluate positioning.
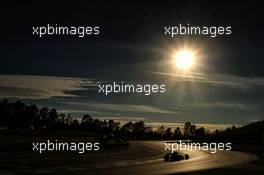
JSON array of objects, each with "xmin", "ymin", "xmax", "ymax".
[{"xmin": 88, "ymin": 141, "xmax": 258, "ymax": 175}]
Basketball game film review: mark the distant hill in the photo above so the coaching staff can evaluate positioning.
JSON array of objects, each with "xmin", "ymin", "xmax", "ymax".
[{"xmin": 220, "ymin": 120, "xmax": 264, "ymax": 142}]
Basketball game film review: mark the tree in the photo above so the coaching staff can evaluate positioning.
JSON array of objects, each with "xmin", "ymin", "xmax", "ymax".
[
  {"xmin": 39, "ymin": 107, "xmax": 49, "ymax": 128},
  {"xmin": 157, "ymin": 125, "xmax": 165, "ymax": 135},
  {"xmin": 184, "ymin": 122, "xmax": 192, "ymax": 137},
  {"xmin": 164, "ymin": 127, "xmax": 172, "ymax": 139},
  {"xmin": 71, "ymin": 119, "xmax": 79, "ymax": 129},
  {"xmin": 173, "ymin": 127, "xmax": 182, "ymax": 139},
  {"xmin": 46, "ymin": 108, "xmax": 58, "ymax": 128},
  {"xmin": 195, "ymin": 127, "xmax": 206, "ymax": 139},
  {"xmin": 133, "ymin": 121, "xmax": 145, "ymax": 139},
  {"xmin": 121, "ymin": 121, "xmax": 133, "ymax": 139},
  {"xmin": 0, "ymin": 99, "xmax": 11, "ymax": 127},
  {"xmin": 190, "ymin": 124, "xmax": 196, "ymax": 137},
  {"xmin": 23, "ymin": 104, "xmax": 39, "ymax": 129}
]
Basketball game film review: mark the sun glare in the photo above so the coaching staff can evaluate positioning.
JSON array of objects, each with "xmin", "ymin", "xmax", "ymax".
[{"xmin": 174, "ymin": 50, "xmax": 195, "ymax": 70}]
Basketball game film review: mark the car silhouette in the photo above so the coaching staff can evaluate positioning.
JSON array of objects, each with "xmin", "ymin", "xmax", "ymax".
[{"xmin": 164, "ymin": 151, "xmax": 189, "ymax": 162}]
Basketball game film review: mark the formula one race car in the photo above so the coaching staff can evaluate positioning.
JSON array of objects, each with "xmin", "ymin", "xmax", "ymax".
[{"xmin": 164, "ymin": 151, "xmax": 189, "ymax": 162}]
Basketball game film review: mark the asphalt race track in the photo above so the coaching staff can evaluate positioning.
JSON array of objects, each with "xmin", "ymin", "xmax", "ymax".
[{"xmin": 0, "ymin": 141, "xmax": 257, "ymax": 175}]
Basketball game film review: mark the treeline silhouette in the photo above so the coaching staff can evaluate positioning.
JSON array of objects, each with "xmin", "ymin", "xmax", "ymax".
[{"xmin": 1, "ymin": 99, "xmax": 261, "ymax": 141}]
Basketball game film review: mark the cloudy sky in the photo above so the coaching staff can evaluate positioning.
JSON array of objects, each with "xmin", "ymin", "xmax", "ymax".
[{"xmin": 0, "ymin": 1, "xmax": 263, "ymax": 129}]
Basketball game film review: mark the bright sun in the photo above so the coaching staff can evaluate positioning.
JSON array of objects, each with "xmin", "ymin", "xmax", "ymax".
[{"xmin": 174, "ymin": 50, "xmax": 195, "ymax": 70}]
